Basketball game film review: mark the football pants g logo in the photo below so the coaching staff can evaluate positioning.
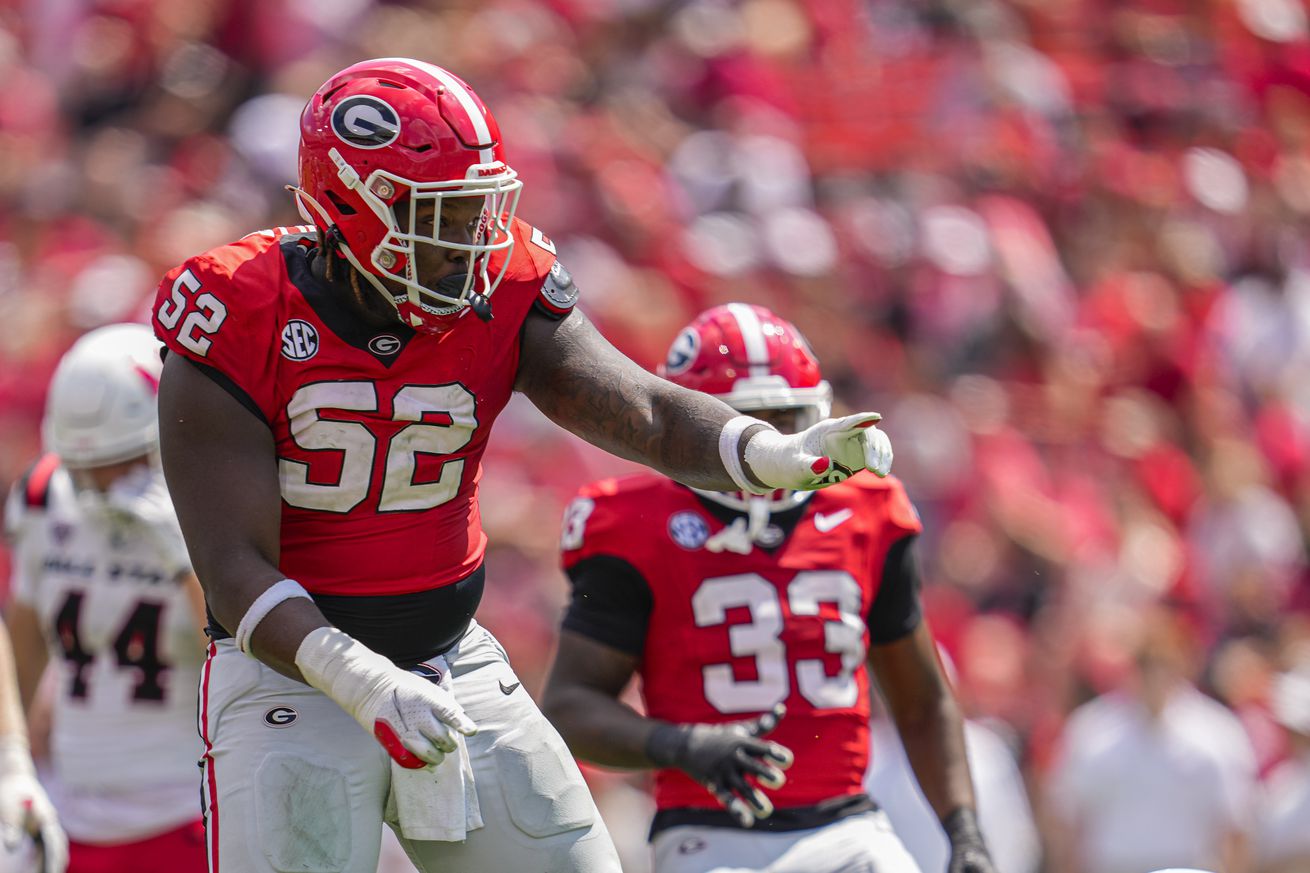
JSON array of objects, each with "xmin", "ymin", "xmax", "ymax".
[{"xmin": 264, "ymin": 706, "xmax": 299, "ymax": 728}]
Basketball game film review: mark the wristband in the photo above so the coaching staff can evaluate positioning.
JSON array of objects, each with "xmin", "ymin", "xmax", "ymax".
[
  {"xmin": 644, "ymin": 722, "xmax": 689, "ymax": 769},
  {"xmin": 943, "ymin": 806, "xmax": 984, "ymax": 845},
  {"xmin": 719, "ymin": 416, "xmax": 773, "ymax": 494},
  {"xmin": 235, "ymin": 578, "xmax": 313, "ymax": 656}
]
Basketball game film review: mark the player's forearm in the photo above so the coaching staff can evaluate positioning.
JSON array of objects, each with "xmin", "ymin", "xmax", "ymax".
[
  {"xmin": 618, "ymin": 380, "xmax": 753, "ymax": 491},
  {"xmin": 3, "ymin": 605, "xmax": 47, "ymax": 713},
  {"xmin": 0, "ymin": 623, "xmax": 28, "ymax": 740},
  {"xmin": 541, "ymin": 683, "xmax": 661, "ymax": 769},
  {"xmin": 531, "ymin": 363, "xmax": 746, "ymax": 491},
  {"xmin": 216, "ymin": 585, "xmax": 331, "ymax": 681},
  {"xmin": 517, "ymin": 307, "xmax": 750, "ymax": 490},
  {"xmin": 176, "ymin": 533, "xmax": 326, "ymax": 680},
  {"xmin": 1221, "ymin": 828, "xmax": 1252, "ymax": 873},
  {"xmin": 894, "ymin": 688, "xmax": 977, "ymax": 823}
]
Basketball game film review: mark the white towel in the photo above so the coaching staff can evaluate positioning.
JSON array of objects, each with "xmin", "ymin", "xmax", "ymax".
[{"xmin": 386, "ymin": 654, "xmax": 484, "ymax": 841}]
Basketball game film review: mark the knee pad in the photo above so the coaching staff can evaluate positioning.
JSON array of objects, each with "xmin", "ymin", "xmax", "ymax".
[
  {"xmin": 494, "ymin": 728, "xmax": 596, "ymax": 839},
  {"xmin": 254, "ymin": 754, "xmax": 353, "ymax": 872}
]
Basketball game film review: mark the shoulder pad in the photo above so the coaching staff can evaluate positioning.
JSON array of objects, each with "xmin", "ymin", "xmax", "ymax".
[
  {"xmin": 4, "ymin": 453, "xmax": 62, "ymax": 542},
  {"xmin": 20, "ymin": 453, "xmax": 60, "ymax": 510},
  {"xmin": 534, "ymin": 259, "xmax": 580, "ymax": 320}
]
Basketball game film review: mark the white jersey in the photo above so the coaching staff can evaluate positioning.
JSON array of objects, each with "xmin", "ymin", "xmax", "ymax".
[{"xmin": 5, "ymin": 459, "xmax": 205, "ymax": 843}]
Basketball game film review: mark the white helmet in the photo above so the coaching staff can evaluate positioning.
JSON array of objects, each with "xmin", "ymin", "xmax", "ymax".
[{"xmin": 41, "ymin": 324, "xmax": 162, "ymax": 469}]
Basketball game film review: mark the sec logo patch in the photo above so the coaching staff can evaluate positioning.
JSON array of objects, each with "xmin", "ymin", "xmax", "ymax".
[
  {"xmin": 281, "ymin": 320, "xmax": 319, "ymax": 361},
  {"xmin": 668, "ymin": 511, "xmax": 709, "ymax": 550}
]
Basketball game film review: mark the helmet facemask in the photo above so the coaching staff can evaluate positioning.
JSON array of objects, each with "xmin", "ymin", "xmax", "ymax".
[{"xmin": 306, "ymin": 148, "xmax": 522, "ymax": 331}]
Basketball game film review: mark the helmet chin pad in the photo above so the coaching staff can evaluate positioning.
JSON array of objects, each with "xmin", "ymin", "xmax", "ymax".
[{"xmin": 693, "ymin": 487, "xmax": 812, "ymax": 514}]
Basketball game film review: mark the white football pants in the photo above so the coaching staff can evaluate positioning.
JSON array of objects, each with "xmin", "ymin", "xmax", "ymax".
[
  {"xmin": 650, "ymin": 811, "xmax": 923, "ymax": 873},
  {"xmin": 198, "ymin": 622, "xmax": 621, "ymax": 872}
]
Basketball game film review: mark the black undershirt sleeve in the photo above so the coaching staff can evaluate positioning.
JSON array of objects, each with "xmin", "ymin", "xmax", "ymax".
[
  {"xmin": 562, "ymin": 555, "xmax": 654, "ymax": 657},
  {"xmin": 867, "ymin": 535, "xmax": 923, "ymax": 644}
]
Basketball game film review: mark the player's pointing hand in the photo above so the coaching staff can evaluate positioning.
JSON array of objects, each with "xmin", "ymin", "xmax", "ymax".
[{"xmin": 740, "ymin": 413, "xmax": 893, "ymax": 492}]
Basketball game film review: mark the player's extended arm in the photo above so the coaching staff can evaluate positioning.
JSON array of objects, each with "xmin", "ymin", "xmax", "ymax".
[
  {"xmin": 158, "ymin": 354, "xmax": 474, "ymax": 768},
  {"xmin": 0, "ymin": 618, "xmax": 66, "ymax": 873},
  {"xmin": 543, "ymin": 630, "xmax": 791, "ymax": 827},
  {"xmin": 868, "ymin": 621, "xmax": 995, "ymax": 873},
  {"xmin": 4, "ymin": 602, "xmax": 47, "ymax": 712},
  {"xmin": 516, "ymin": 308, "xmax": 893, "ymax": 492}
]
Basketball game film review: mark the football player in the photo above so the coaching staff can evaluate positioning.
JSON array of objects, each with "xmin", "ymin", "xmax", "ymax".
[
  {"xmin": 542, "ymin": 304, "xmax": 997, "ymax": 873},
  {"xmin": 151, "ymin": 59, "xmax": 894, "ymax": 872},
  {"xmin": 4, "ymin": 325, "xmax": 206, "ymax": 873}
]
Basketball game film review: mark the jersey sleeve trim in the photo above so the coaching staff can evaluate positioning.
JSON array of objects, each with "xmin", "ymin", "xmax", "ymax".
[
  {"xmin": 167, "ymin": 350, "xmax": 270, "ymax": 427},
  {"xmin": 562, "ymin": 555, "xmax": 653, "ymax": 656},
  {"xmin": 867, "ymin": 534, "xmax": 923, "ymax": 644}
]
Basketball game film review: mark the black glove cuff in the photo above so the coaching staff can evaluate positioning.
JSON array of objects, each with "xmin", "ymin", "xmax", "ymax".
[
  {"xmin": 943, "ymin": 807, "xmax": 984, "ymax": 846},
  {"xmin": 645, "ymin": 723, "xmax": 690, "ymax": 769}
]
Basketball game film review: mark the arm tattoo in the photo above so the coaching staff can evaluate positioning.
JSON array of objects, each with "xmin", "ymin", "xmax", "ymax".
[{"xmin": 517, "ymin": 310, "xmax": 744, "ymax": 491}]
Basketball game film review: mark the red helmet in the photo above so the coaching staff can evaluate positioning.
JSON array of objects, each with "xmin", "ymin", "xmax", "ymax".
[
  {"xmin": 295, "ymin": 58, "xmax": 523, "ymax": 333},
  {"xmin": 660, "ymin": 303, "xmax": 832, "ymax": 422},
  {"xmin": 660, "ymin": 303, "xmax": 832, "ymax": 519}
]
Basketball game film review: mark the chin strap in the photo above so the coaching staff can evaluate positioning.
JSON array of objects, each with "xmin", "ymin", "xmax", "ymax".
[{"xmin": 705, "ymin": 496, "xmax": 774, "ymax": 555}]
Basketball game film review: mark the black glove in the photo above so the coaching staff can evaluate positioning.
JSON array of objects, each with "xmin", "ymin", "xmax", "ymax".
[
  {"xmin": 645, "ymin": 703, "xmax": 794, "ymax": 827},
  {"xmin": 944, "ymin": 807, "xmax": 997, "ymax": 873}
]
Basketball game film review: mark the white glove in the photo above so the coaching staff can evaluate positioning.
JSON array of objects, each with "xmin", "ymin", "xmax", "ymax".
[
  {"xmin": 295, "ymin": 628, "xmax": 477, "ymax": 769},
  {"xmin": 743, "ymin": 412, "xmax": 893, "ymax": 491},
  {"xmin": 0, "ymin": 738, "xmax": 67, "ymax": 873}
]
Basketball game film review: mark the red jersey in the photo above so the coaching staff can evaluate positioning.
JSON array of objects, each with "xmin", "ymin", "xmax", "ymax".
[
  {"xmin": 560, "ymin": 473, "xmax": 922, "ymax": 812},
  {"xmin": 153, "ymin": 219, "xmax": 573, "ymax": 597}
]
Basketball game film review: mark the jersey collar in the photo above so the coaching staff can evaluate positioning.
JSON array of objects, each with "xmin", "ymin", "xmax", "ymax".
[
  {"xmin": 281, "ymin": 236, "xmax": 417, "ymax": 367},
  {"xmin": 691, "ymin": 490, "xmax": 814, "ymax": 552}
]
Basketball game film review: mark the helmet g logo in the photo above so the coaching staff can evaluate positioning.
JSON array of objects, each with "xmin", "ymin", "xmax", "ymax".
[
  {"xmin": 331, "ymin": 95, "xmax": 401, "ymax": 149},
  {"xmin": 663, "ymin": 328, "xmax": 700, "ymax": 376}
]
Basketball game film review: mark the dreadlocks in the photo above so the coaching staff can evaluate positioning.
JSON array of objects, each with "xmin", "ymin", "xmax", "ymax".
[{"xmin": 315, "ymin": 228, "xmax": 402, "ymax": 329}]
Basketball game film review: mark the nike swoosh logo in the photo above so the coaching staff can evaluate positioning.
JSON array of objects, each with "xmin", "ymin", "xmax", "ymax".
[
  {"xmin": 499, "ymin": 680, "xmax": 521, "ymax": 695},
  {"xmin": 814, "ymin": 508, "xmax": 854, "ymax": 532}
]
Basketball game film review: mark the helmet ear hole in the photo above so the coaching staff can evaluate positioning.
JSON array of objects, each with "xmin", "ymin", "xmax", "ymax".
[{"xmin": 325, "ymin": 190, "xmax": 357, "ymax": 215}]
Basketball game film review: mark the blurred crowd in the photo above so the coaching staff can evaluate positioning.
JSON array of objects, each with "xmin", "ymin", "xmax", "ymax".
[{"xmin": 2, "ymin": 0, "xmax": 1310, "ymax": 870}]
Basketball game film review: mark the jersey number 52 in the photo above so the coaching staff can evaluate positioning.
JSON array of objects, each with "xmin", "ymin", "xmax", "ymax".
[
  {"xmin": 157, "ymin": 269, "xmax": 228, "ymax": 357},
  {"xmin": 280, "ymin": 382, "xmax": 477, "ymax": 513}
]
